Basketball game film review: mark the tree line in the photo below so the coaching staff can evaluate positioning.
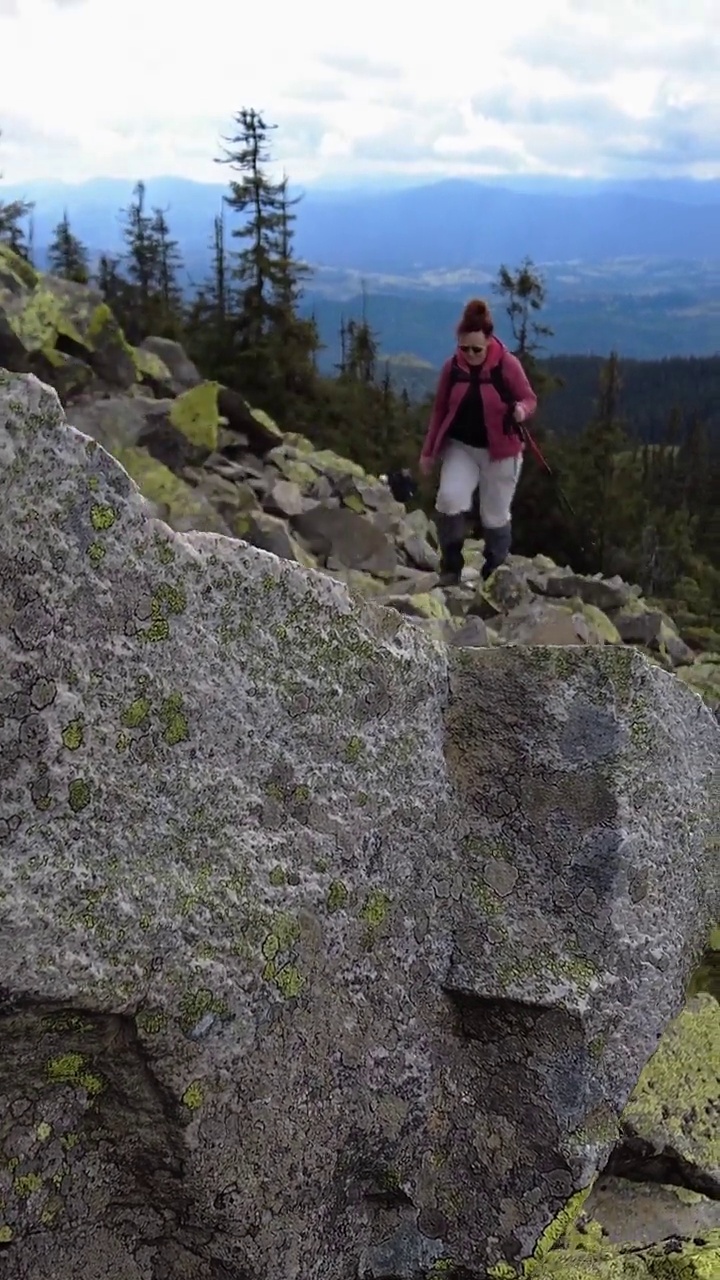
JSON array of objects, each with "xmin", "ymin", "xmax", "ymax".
[{"xmin": 1, "ymin": 118, "xmax": 719, "ymax": 649}]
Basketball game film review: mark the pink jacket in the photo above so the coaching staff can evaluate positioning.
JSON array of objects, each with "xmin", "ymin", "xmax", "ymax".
[{"xmin": 420, "ymin": 338, "xmax": 538, "ymax": 464}]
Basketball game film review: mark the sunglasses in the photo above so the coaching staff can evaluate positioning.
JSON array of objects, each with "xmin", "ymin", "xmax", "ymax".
[{"xmin": 459, "ymin": 344, "xmax": 486, "ymax": 355}]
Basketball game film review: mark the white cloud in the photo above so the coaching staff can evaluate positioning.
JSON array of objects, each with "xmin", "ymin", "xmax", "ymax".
[{"xmin": 0, "ymin": 0, "xmax": 718, "ymax": 185}]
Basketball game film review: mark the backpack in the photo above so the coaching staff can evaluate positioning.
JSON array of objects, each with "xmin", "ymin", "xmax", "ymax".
[
  {"xmin": 443, "ymin": 353, "xmax": 515, "ymax": 432},
  {"xmin": 448, "ymin": 352, "xmax": 515, "ymax": 423}
]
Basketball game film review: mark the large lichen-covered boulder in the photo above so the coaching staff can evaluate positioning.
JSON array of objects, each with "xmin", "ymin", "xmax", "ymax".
[
  {"xmin": 0, "ymin": 370, "xmax": 718, "ymax": 1280},
  {"xmin": 0, "ymin": 248, "xmax": 136, "ymax": 389}
]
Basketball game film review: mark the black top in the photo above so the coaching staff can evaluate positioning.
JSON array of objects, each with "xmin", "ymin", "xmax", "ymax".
[{"xmin": 447, "ymin": 366, "xmax": 488, "ymax": 448}]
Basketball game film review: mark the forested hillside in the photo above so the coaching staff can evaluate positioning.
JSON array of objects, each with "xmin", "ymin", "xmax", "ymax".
[{"xmin": 2, "ymin": 111, "xmax": 719, "ymax": 652}]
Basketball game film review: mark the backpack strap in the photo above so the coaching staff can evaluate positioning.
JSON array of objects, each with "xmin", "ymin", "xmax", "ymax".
[
  {"xmin": 489, "ymin": 356, "xmax": 513, "ymax": 407},
  {"xmin": 450, "ymin": 352, "xmax": 511, "ymax": 398}
]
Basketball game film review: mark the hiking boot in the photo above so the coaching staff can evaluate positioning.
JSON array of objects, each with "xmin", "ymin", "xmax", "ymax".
[
  {"xmin": 481, "ymin": 523, "xmax": 512, "ymax": 580},
  {"xmin": 436, "ymin": 513, "xmax": 467, "ymax": 586},
  {"xmin": 438, "ymin": 556, "xmax": 463, "ymax": 587}
]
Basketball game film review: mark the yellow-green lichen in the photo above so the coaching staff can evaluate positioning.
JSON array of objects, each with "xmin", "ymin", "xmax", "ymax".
[
  {"xmin": 160, "ymin": 693, "xmax": 189, "ymax": 745},
  {"xmin": 498, "ymin": 950, "xmax": 599, "ymax": 1001},
  {"xmin": 0, "ymin": 1225, "xmax": 13, "ymax": 1243},
  {"xmin": 343, "ymin": 494, "xmax": 366, "ymax": 514},
  {"xmin": 306, "ymin": 448, "xmax": 366, "ymax": 478},
  {"xmin": 262, "ymin": 913, "xmax": 300, "ymax": 961},
  {"xmin": 472, "ymin": 881, "xmax": 504, "ymax": 915},
  {"xmin": 249, "ymin": 405, "xmax": 284, "ymax": 439},
  {"xmin": 36, "ymin": 1122, "xmax": 52, "ymax": 1142},
  {"xmin": 87, "ymin": 541, "xmax": 106, "ymax": 567},
  {"xmin": 154, "ymin": 535, "xmax": 175, "ymax": 564},
  {"xmin": 182, "ymin": 1080, "xmax": 204, "ymax": 1110},
  {"xmin": 178, "ymin": 988, "xmax": 228, "ymax": 1033},
  {"xmin": 274, "ymin": 965, "xmax": 306, "ymax": 999},
  {"xmin": 136, "ymin": 1009, "xmax": 168, "ymax": 1035},
  {"xmin": 45, "ymin": 1052, "xmax": 105, "ymax": 1096},
  {"xmin": 121, "ymin": 697, "xmax": 151, "ymax": 728},
  {"xmin": 488, "ymin": 1186, "xmax": 595, "ymax": 1278},
  {"xmin": 40, "ymin": 1197, "xmax": 63, "ymax": 1226},
  {"xmin": 169, "ymin": 381, "xmax": 220, "ymax": 452},
  {"xmin": 67, "ymin": 778, "xmax": 92, "ymax": 813},
  {"xmin": 326, "ymin": 880, "xmax": 349, "ymax": 912},
  {"xmin": 530, "ymin": 1186, "xmax": 594, "ymax": 1268},
  {"xmin": 41, "ymin": 1013, "xmax": 92, "ymax": 1034},
  {"xmin": 13, "ymin": 1173, "xmax": 43, "ymax": 1198},
  {"xmin": 621, "ymin": 993, "xmax": 720, "ymax": 1176},
  {"xmin": 138, "ymin": 581, "xmax": 187, "ymax": 643},
  {"xmin": 269, "ymin": 865, "xmax": 287, "ymax": 887},
  {"xmin": 344, "ymin": 735, "xmax": 364, "ymax": 763},
  {"xmin": 131, "ymin": 345, "xmax": 172, "ymax": 385},
  {"xmin": 61, "ymin": 718, "xmax": 84, "ymax": 751},
  {"xmin": 0, "ymin": 242, "xmax": 38, "ymax": 288},
  {"xmin": 89, "ymin": 502, "xmax": 116, "ymax": 531},
  {"xmin": 360, "ymin": 889, "xmax": 392, "ymax": 946}
]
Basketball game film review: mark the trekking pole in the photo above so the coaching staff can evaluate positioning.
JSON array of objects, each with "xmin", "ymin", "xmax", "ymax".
[{"xmin": 515, "ymin": 421, "xmax": 595, "ymax": 559}]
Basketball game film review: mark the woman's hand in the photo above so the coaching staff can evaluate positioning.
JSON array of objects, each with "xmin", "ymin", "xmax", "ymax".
[{"xmin": 513, "ymin": 403, "xmax": 526, "ymax": 424}]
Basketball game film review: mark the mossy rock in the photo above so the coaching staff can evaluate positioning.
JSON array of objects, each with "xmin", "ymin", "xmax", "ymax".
[
  {"xmin": 675, "ymin": 662, "xmax": 720, "ymax": 708},
  {"xmin": 342, "ymin": 493, "xmax": 366, "ymax": 514},
  {"xmin": 0, "ymin": 262, "xmax": 136, "ymax": 389},
  {"xmin": 382, "ymin": 591, "xmax": 450, "ymax": 621},
  {"xmin": 580, "ymin": 603, "xmax": 622, "ymax": 645},
  {"xmin": 0, "ymin": 243, "xmax": 39, "ymax": 290},
  {"xmin": 266, "ymin": 448, "xmax": 319, "ymax": 489},
  {"xmin": 168, "ymin": 381, "xmax": 221, "ymax": 454},
  {"xmin": 305, "ymin": 448, "xmax": 368, "ymax": 480},
  {"xmin": 116, "ymin": 446, "xmax": 230, "ymax": 535},
  {"xmin": 284, "ymin": 431, "xmax": 315, "ymax": 452},
  {"xmin": 249, "ymin": 406, "xmax": 284, "ymax": 440},
  {"xmin": 621, "ymin": 995, "xmax": 720, "ymax": 1186},
  {"xmin": 31, "ymin": 349, "xmax": 94, "ymax": 402},
  {"xmin": 132, "ymin": 345, "xmax": 173, "ymax": 388}
]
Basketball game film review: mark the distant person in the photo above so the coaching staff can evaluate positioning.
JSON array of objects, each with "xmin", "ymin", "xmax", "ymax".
[
  {"xmin": 380, "ymin": 468, "xmax": 418, "ymax": 505},
  {"xmin": 419, "ymin": 298, "xmax": 537, "ymax": 585}
]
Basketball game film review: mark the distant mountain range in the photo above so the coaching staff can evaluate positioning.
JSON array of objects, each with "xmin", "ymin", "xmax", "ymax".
[{"xmin": 3, "ymin": 173, "xmax": 720, "ymax": 362}]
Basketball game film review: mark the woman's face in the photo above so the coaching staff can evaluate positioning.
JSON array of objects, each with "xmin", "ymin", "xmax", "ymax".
[{"xmin": 458, "ymin": 330, "xmax": 488, "ymax": 365}]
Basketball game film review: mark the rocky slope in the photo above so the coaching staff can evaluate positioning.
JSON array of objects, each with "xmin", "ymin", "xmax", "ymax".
[
  {"xmin": 1, "ymin": 255, "xmax": 719, "ymax": 1279},
  {"xmin": 1, "ymin": 242, "xmax": 716, "ymax": 712}
]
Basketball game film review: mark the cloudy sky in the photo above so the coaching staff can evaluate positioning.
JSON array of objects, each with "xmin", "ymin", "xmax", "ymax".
[{"xmin": 1, "ymin": 0, "xmax": 718, "ymax": 187}]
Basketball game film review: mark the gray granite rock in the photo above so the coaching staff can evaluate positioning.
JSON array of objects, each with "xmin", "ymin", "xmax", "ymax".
[{"xmin": 0, "ymin": 370, "xmax": 718, "ymax": 1279}]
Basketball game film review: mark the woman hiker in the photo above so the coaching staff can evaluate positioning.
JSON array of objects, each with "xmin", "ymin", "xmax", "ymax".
[{"xmin": 419, "ymin": 298, "xmax": 538, "ymax": 586}]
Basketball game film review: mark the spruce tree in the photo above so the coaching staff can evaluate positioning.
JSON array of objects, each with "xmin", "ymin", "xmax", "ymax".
[
  {"xmin": 218, "ymin": 108, "xmax": 284, "ymax": 356},
  {"xmin": 574, "ymin": 352, "xmax": 633, "ymax": 572},
  {"xmin": 48, "ymin": 210, "xmax": 90, "ymax": 283},
  {"xmin": 185, "ymin": 211, "xmax": 235, "ymax": 381},
  {"xmin": 270, "ymin": 177, "xmax": 319, "ymax": 393},
  {"xmin": 120, "ymin": 180, "xmax": 158, "ymax": 340},
  {"xmin": 150, "ymin": 205, "xmax": 184, "ymax": 336}
]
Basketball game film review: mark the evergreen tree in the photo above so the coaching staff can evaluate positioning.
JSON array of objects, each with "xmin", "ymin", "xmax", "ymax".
[
  {"xmin": 218, "ymin": 108, "xmax": 284, "ymax": 355},
  {"xmin": 217, "ymin": 110, "xmax": 319, "ymax": 403},
  {"xmin": 96, "ymin": 253, "xmax": 124, "ymax": 308},
  {"xmin": 119, "ymin": 180, "xmax": 158, "ymax": 340},
  {"xmin": 269, "ymin": 177, "xmax": 319, "ymax": 393},
  {"xmin": 149, "ymin": 205, "xmax": 184, "ymax": 337},
  {"xmin": 565, "ymin": 351, "xmax": 655, "ymax": 576},
  {"xmin": 185, "ymin": 211, "xmax": 235, "ymax": 381},
  {"xmin": 48, "ymin": 210, "xmax": 90, "ymax": 283},
  {"xmin": 493, "ymin": 257, "xmax": 560, "ymax": 396}
]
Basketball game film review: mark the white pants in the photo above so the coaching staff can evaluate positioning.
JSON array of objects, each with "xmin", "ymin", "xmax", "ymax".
[{"xmin": 435, "ymin": 441, "xmax": 522, "ymax": 528}]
